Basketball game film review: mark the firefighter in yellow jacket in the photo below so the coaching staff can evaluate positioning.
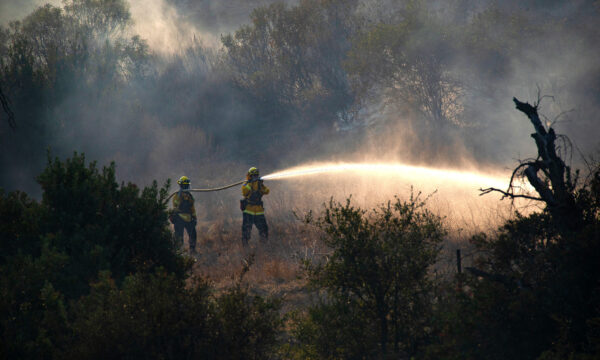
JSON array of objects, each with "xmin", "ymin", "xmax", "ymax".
[
  {"xmin": 241, "ymin": 167, "xmax": 269, "ymax": 246},
  {"xmin": 170, "ymin": 176, "xmax": 197, "ymax": 253}
]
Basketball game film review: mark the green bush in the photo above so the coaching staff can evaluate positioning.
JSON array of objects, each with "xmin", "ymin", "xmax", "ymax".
[
  {"xmin": 427, "ymin": 168, "xmax": 600, "ymax": 360},
  {"xmin": 0, "ymin": 153, "xmax": 282, "ymax": 359},
  {"xmin": 293, "ymin": 194, "xmax": 445, "ymax": 358},
  {"xmin": 36, "ymin": 152, "xmax": 187, "ymax": 296},
  {"xmin": 67, "ymin": 270, "xmax": 281, "ymax": 359},
  {"xmin": 214, "ymin": 283, "xmax": 283, "ymax": 360}
]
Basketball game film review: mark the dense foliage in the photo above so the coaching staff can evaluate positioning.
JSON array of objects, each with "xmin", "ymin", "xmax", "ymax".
[
  {"xmin": 222, "ymin": 0, "xmax": 357, "ymax": 122},
  {"xmin": 291, "ymin": 195, "xmax": 445, "ymax": 358},
  {"xmin": 427, "ymin": 169, "xmax": 600, "ymax": 360},
  {"xmin": 0, "ymin": 153, "xmax": 282, "ymax": 359},
  {"xmin": 2, "ymin": 154, "xmax": 598, "ymax": 359},
  {"xmin": 423, "ymin": 101, "xmax": 600, "ymax": 360}
]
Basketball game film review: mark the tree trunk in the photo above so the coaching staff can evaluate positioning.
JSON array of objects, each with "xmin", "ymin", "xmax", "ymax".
[
  {"xmin": 0, "ymin": 85, "xmax": 16, "ymax": 129},
  {"xmin": 513, "ymin": 97, "xmax": 581, "ymax": 231},
  {"xmin": 380, "ymin": 310, "xmax": 388, "ymax": 355}
]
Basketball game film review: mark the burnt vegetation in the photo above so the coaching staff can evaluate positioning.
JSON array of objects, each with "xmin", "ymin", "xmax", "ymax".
[{"xmin": 1, "ymin": 0, "xmax": 600, "ymax": 359}]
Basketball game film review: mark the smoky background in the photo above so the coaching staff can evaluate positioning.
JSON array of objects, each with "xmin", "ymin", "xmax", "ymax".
[{"xmin": 0, "ymin": 0, "xmax": 598, "ymax": 227}]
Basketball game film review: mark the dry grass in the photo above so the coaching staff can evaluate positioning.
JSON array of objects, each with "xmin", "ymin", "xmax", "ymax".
[
  {"xmin": 173, "ymin": 182, "xmax": 526, "ymax": 313},
  {"xmin": 175, "ymin": 212, "xmax": 326, "ymax": 308}
]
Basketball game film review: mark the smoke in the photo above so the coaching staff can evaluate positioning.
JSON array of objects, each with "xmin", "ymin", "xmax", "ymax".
[
  {"xmin": 128, "ymin": 0, "xmax": 220, "ymax": 53},
  {"xmin": 126, "ymin": 0, "xmax": 302, "ymax": 53},
  {"xmin": 0, "ymin": 0, "xmax": 222, "ymax": 52},
  {"xmin": 166, "ymin": 0, "xmax": 299, "ymax": 33},
  {"xmin": 1, "ymin": 0, "xmax": 598, "ymax": 229},
  {"xmin": 348, "ymin": 0, "xmax": 600, "ymax": 170}
]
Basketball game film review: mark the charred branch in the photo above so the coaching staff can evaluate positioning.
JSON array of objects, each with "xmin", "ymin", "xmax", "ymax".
[
  {"xmin": 514, "ymin": 98, "xmax": 546, "ymax": 136},
  {"xmin": 479, "ymin": 161, "xmax": 543, "ymax": 201},
  {"xmin": 481, "ymin": 97, "xmax": 581, "ymax": 232},
  {"xmin": 479, "ymin": 187, "xmax": 543, "ymax": 201},
  {"xmin": 513, "ymin": 98, "xmax": 577, "ymax": 219},
  {"xmin": 524, "ymin": 166, "xmax": 556, "ymax": 206},
  {"xmin": 0, "ymin": 85, "xmax": 16, "ymax": 130}
]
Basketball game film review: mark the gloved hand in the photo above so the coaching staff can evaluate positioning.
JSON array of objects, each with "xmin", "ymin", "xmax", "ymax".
[{"xmin": 191, "ymin": 218, "xmax": 197, "ymax": 226}]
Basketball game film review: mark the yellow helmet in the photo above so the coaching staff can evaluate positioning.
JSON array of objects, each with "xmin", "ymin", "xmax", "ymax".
[
  {"xmin": 177, "ymin": 176, "xmax": 191, "ymax": 185},
  {"xmin": 248, "ymin": 167, "xmax": 259, "ymax": 176}
]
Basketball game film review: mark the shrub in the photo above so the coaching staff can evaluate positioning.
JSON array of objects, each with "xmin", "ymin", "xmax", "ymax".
[
  {"xmin": 293, "ymin": 194, "xmax": 445, "ymax": 358},
  {"xmin": 67, "ymin": 269, "xmax": 282, "ymax": 359},
  {"xmin": 36, "ymin": 152, "xmax": 187, "ymax": 297},
  {"xmin": 427, "ymin": 167, "xmax": 600, "ymax": 360},
  {"xmin": 0, "ymin": 153, "xmax": 283, "ymax": 359}
]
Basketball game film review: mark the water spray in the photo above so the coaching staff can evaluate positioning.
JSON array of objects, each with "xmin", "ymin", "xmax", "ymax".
[
  {"xmin": 165, "ymin": 162, "xmax": 509, "ymax": 203},
  {"xmin": 260, "ymin": 162, "xmax": 507, "ymax": 188}
]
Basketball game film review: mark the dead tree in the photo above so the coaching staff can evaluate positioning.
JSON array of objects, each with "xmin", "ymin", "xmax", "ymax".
[
  {"xmin": 0, "ymin": 85, "xmax": 16, "ymax": 129},
  {"xmin": 480, "ymin": 97, "xmax": 581, "ymax": 232}
]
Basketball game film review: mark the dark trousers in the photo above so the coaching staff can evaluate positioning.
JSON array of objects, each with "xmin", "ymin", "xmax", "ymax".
[
  {"xmin": 174, "ymin": 217, "xmax": 197, "ymax": 250},
  {"xmin": 242, "ymin": 213, "xmax": 268, "ymax": 246}
]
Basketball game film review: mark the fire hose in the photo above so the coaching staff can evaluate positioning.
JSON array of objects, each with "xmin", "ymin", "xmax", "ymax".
[{"xmin": 164, "ymin": 179, "xmax": 247, "ymax": 204}]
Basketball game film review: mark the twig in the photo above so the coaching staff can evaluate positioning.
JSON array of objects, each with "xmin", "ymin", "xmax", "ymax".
[{"xmin": 549, "ymin": 108, "xmax": 575, "ymax": 128}]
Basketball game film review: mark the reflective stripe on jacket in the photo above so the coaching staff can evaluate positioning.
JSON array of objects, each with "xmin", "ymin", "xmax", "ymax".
[
  {"xmin": 172, "ymin": 191, "xmax": 196, "ymax": 222},
  {"xmin": 242, "ymin": 181, "xmax": 269, "ymax": 215}
]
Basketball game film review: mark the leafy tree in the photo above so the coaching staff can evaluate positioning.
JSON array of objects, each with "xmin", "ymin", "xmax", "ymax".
[
  {"xmin": 64, "ymin": 0, "xmax": 132, "ymax": 36},
  {"xmin": 222, "ymin": 0, "xmax": 358, "ymax": 126},
  {"xmin": 346, "ymin": 1, "xmax": 463, "ymax": 129},
  {"xmin": 0, "ymin": 0, "xmax": 149, "ymax": 190},
  {"xmin": 293, "ymin": 194, "xmax": 445, "ymax": 358}
]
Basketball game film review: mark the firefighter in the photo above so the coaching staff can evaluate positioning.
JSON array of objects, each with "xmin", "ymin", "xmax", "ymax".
[
  {"xmin": 170, "ymin": 176, "xmax": 197, "ymax": 253},
  {"xmin": 240, "ymin": 167, "xmax": 269, "ymax": 246}
]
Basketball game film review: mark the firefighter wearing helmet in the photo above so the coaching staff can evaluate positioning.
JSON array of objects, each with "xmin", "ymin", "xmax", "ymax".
[
  {"xmin": 240, "ymin": 167, "xmax": 269, "ymax": 246},
  {"xmin": 170, "ymin": 176, "xmax": 197, "ymax": 254}
]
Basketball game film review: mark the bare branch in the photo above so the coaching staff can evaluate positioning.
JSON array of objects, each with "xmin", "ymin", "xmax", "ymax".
[
  {"xmin": 479, "ymin": 160, "xmax": 541, "ymax": 202},
  {"xmin": 549, "ymin": 108, "xmax": 575, "ymax": 128},
  {"xmin": 533, "ymin": 84, "xmax": 555, "ymax": 108},
  {"xmin": 479, "ymin": 187, "xmax": 543, "ymax": 201},
  {"xmin": 507, "ymin": 161, "xmax": 538, "ymax": 188}
]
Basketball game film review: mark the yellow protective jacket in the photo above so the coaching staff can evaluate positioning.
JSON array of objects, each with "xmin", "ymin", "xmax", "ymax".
[
  {"xmin": 172, "ymin": 191, "xmax": 197, "ymax": 222},
  {"xmin": 242, "ymin": 180, "xmax": 269, "ymax": 215}
]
